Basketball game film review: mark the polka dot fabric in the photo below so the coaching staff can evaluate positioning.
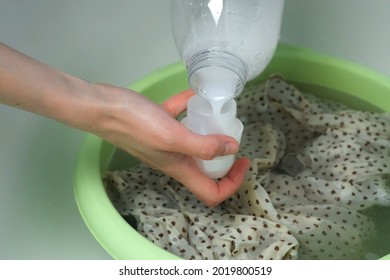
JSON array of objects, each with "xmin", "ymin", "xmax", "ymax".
[{"xmin": 103, "ymin": 76, "xmax": 390, "ymax": 260}]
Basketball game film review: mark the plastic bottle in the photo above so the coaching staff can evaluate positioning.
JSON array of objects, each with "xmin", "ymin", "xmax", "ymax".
[{"xmin": 171, "ymin": 0, "xmax": 284, "ymax": 178}]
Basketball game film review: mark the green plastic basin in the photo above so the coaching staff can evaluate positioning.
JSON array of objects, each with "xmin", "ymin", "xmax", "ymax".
[{"xmin": 73, "ymin": 45, "xmax": 390, "ymax": 260}]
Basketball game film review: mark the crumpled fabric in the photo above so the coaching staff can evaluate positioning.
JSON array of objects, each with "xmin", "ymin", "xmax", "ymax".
[{"xmin": 103, "ymin": 76, "xmax": 390, "ymax": 260}]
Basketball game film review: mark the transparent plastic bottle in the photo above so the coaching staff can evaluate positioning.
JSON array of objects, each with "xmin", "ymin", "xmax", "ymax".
[
  {"xmin": 171, "ymin": 0, "xmax": 284, "ymax": 178},
  {"xmin": 171, "ymin": 0, "xmax": 285, "ymax": 114}
]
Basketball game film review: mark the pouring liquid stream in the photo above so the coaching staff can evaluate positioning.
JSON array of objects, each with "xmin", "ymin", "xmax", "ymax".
[
  {"xmin": 195, "ymin": 66, "xmax": 240, "ymax": 115},
  {"xmin": 207, "ymin": 96, "xmax": 229, "ymax": 115},
  {"xmin": 200, "ymin": 83, "xmax": 234, "ymax": 115}
]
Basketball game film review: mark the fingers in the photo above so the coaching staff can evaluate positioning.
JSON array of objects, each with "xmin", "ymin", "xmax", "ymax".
[
  {"xmin": 175, "ymin": 130, "xmax": 240, "ymax": 160},
  {"xmin": 171, "ymin": 157, "xmax": 251, "ymax": 207},
  {"xmin": 162, "ymin": 89, "xmax": 194, "ymax": 117},
  {"xmin": 160, "ymin": 89, "xmax": 251, "ymax": 206},
  {"xmin": 162, "ymin": 89, "xmax": 240, "ymax": 160}
]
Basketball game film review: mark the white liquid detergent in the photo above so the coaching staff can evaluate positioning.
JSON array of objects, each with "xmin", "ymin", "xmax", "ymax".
[
  {"xmin": 172, "ymin": 0, "xmax": 285, "ymax": 82},
  {"xmin": 171, "ymin": 0, "xmax": 285, "ymax": 177},
  {"xmin": 193, "ymin": 66, "xmax": 241, "ymax": 114},
  {"xmin": 208, "ymin": 97, "xmax": 226, "ymax": 115},
  {"xmin": 172, "ymin": 0, "xmax": 284, "ymax": 117},
  {"xmin": 182, "ymin": 95, "xmax": 243, "ymax": 179}
]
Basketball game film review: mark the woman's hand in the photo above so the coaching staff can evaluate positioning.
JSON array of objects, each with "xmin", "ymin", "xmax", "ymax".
[
  {"xmin": 0, "ymin": 42, "xmax": 249, "ymax": 207},
  {"xmin": 91, "ymin": 84, "xmax": 250, "ymax": 207}
]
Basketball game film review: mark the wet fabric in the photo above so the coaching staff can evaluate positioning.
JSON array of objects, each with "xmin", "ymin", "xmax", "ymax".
[{"xmin": 103, "ymin": 76, "xmax": 390, "ymax": 260}]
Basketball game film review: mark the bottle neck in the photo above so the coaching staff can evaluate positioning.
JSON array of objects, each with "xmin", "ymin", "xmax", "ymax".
[{"xmin": 186, "ymin": 49, "xmax": 248, "ymax": 101}]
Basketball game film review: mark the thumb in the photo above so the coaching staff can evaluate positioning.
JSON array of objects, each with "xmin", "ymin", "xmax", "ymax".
[{"xmin": 176, "ymin": 130, "xmax": 240, "ymax": 160}]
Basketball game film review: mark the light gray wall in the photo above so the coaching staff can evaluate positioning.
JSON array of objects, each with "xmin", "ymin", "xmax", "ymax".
[
  {"xmin": 1, "ymin": 0, "xmax": 389, "ymax": 87},
  {"xmin": 0, "ymin": 0, "xmax": 179, "ymax": 87},
  {"xmin": 282, "ymin": 0, "xmax": 390, "ymax": 78}
]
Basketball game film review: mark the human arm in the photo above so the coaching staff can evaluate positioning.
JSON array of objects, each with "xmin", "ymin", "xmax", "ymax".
[{"xmin": 0, "ymin": 42, "xmax": 250, "ymax": 207}]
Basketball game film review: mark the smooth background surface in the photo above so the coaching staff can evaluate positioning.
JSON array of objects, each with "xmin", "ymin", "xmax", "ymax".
[{"xmin": 0, "ymin": 0, "xmax": 389, "ymax": 259}]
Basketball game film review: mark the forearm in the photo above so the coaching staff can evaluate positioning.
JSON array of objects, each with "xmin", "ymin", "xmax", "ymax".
[
  {"xmin": 0, "ymin": 42, "xmax": 102, "ymax": 131},
  {"xmin": 0, "ymin": 43, "xmax": 248, "ymax": 206}
]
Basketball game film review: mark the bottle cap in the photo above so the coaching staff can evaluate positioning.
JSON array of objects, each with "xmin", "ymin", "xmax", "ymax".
[
  {"xmin": 186, "ymin": 95, "xmax": 236, "ymax": 135},
  {"xmin": 182, "ymin": 95, "xmax": 244, "ymax": 179}
]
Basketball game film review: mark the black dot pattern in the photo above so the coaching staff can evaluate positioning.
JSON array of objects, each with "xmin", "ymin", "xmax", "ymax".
[{"xmin": 103, "ymin": 76, "xmax": 390, "ymax": 260}]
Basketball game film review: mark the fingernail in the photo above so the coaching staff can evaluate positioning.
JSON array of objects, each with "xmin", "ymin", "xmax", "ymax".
[{"xmin": 224, "ymin": 141, "xmax": 238, "ymax": 155}]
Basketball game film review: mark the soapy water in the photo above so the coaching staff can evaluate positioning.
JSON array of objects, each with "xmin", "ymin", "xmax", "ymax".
[
  {"xmin": 291, "ymin": 82, "xmax": 390, "ymax": 259},
  {"xmin": 107, "ymin": 77, "xmax": 390, "ymax": 259},
  {"xmin": 362, "ymin": 206, "xmax": 390, "ymax": 259},
  {"xmin": 106, "ymin": 145, "xmax": 390, "ymax": 260}
]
